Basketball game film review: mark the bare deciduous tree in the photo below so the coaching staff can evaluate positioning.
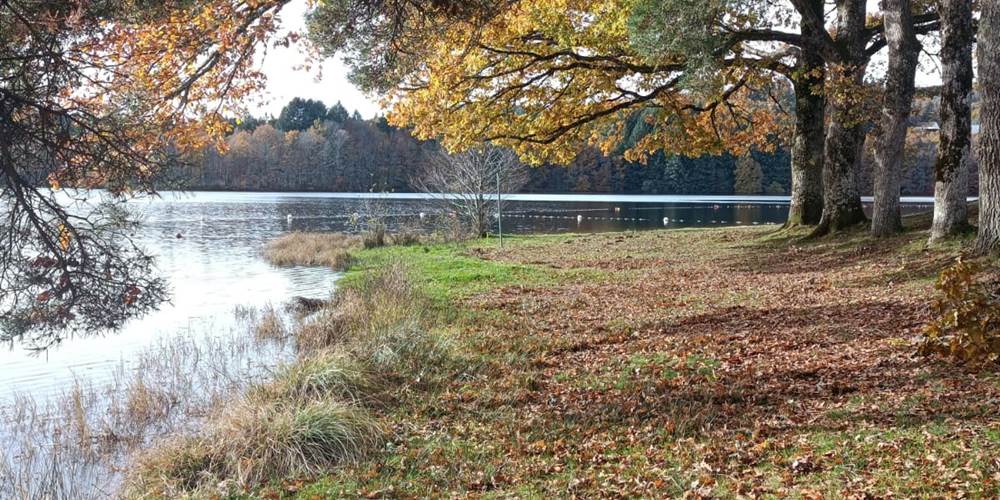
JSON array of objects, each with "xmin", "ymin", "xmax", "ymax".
[{"xmin": 417, "ymin": 146, "xmax": 527, "ymax": 238}]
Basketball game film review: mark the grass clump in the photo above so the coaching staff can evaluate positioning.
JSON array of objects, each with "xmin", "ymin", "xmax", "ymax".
[
  {"xmin": 264, "ymin": 232, "xmax": 360, "ymax": 270},
  {"xmin": 297, "ymin": 262, "xmax": 456, "ymax": 390},
  {"xmin": 253, "ymin": 304, "xmax": 286, "ymax": 342},
  {"xmin": 127, "ymin": 396, "xmax": 379, "ymax": 496},
  {"xmin": 263, "ymin": 351, "xmax": 373, "ymax": 403}
]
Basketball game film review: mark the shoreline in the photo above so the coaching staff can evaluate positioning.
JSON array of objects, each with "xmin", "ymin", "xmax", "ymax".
[
  {"xmin": 128, "ymin": 223, "xmax": 999, "ymax": 497},
  {"xmin": 142, "ymin": 189, "xmax": 964, "ymax": 205}
]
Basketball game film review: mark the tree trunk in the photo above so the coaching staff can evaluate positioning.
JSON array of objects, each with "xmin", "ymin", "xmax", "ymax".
[
  {"xmin": 786, "ymin": 15, "xmax": 825, "ymax": 227},
  {"xmin": 813, "ymin": 0, "xmax": 868, "ymax": 236},
  {"xmin": 929, "ymin": 0, "xmax": 974, "ymax": 242},
  {"xmin": 871, "ymin": 0, "xmax": 919, "ymax": 237},
  {"xmin": 975, "ymin": 0, "xmax": 1000, "ymax": 254}
]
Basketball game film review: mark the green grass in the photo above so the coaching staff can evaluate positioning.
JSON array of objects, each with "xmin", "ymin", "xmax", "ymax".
[{"xmin": 339, "ymin": 240, "xmax": 590, "ymax": 306}]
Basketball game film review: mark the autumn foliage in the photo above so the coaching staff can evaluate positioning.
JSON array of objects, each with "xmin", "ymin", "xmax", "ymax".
[
  {"xmin": 920, "ymin": 257, "xmax": 1000, "ymax": 368},
  {"xmin": 382, "ymin": 0, "xmax": 787, "ymax": 165},
  {"xmin": 1, "ymin": 0, "xmax": 291, "ymax": 346}
]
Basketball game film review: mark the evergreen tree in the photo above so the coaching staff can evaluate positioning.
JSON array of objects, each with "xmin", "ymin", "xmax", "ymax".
[{"xmin": 276, "ymin": 98, "xmax": 328, "ymax": 131}]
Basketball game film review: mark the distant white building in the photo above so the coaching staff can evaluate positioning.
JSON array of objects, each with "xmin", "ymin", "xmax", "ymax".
[{"xmin": 909, "ymin": 121, "xmax": 981, "ymax": 135}]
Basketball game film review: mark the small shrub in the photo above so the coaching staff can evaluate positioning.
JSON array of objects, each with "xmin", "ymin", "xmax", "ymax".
[
  {"xmin": 919, "ymin": 257, "xmax": 1000, "ymax": 368},
  {"xmin": 389, "ymin": 230, "xmax": 422, "ymax": 246},
  {"xmin": 362, "ymin": 225, "xmax": 386, "ymax": 249}
]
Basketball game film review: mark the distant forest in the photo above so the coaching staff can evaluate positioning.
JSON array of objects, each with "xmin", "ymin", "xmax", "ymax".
[{"xmin": 167, "ymin": 96, "xmax": 970, "ymax": 196}]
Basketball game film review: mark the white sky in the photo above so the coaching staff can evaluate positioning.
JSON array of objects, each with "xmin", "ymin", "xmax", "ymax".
[{"xmin": 258, "ymin": 0, "xmax": 381, "ymax": 119}]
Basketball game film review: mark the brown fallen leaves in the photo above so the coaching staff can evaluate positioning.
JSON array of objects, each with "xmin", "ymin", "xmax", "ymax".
[{"xmin": 303, "ymin": 227, "xmax": 1000, "ymax": 498}]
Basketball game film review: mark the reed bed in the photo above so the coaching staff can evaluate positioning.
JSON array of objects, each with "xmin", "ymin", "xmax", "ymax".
[
  {"xmin": 263, "ymin": 232, "xmax": 360, "ymax": 270},
  {"xmin": 0, "ymin": 307, "xmax": 294, "ymax": 500}
]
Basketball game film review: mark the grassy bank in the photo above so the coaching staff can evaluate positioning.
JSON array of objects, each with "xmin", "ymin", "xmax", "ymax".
[{"xmin": 136, "ymin": 225, "xmax": 1000, "ymax": 497}]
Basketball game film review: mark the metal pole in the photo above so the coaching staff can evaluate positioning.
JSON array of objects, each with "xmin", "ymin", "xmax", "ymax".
[{"xmin": 497, "ymin": 170, "xmax": 503, "ymax": 248}]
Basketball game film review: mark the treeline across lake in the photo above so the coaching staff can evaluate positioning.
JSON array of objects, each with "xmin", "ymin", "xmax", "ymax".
[{"xmin": 168, "ymin": 97, "xmax": 966, "ymax": 196}]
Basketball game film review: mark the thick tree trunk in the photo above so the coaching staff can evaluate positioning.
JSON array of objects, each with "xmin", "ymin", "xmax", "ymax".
[
  {"xmin": 786, "ymin": 16, "xmax": 825, "ymax": 227},
  {"xmin": 871, "ymin": 0, "xmax": 919, "ymax": 236},
  {"xmin": 929, "ymin": 0, "xmax": 974, "ymax": 242},
  {"xmin": 817, "ymin": 111, "xmax": 867, "ymax": 233},
  {"xmin": 975, "ymin": 0, "xmax": 1000, "ymax": 254},
  {"xmin": 813, "ymin": 0, "xmax": 868, "ymax": 236}
]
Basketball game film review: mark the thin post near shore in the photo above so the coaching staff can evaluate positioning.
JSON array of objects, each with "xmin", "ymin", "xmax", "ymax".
[{"xmin": 497, "ymin": 170, "xmax": 503, "ymax": 248}]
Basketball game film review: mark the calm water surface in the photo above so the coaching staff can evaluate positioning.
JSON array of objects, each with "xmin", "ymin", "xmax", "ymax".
[{"xmin": 0, "ymin": 191, "xmax": 935, "ymax": 404}]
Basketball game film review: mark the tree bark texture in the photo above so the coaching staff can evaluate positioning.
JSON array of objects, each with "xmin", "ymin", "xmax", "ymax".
[
  {"xmin": 975, "ymin": 0, "xmax": 1000, "ymax": 254},
  {"xmin": 814, "ymin": 0, "xmax": 868, "ymax": 236},
  {"xmin": 871, "ymin": 0, "xmax": 919, "ymax": 236},
  {"xmin": 929, "ymin": 0, "xmax": 974, "ymax": 242},
  {"xmin": 787, "ymin": 1, "xmax": 826, "ymax": 227}
]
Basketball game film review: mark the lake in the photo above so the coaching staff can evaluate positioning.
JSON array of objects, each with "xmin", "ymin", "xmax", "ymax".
[{"xmin": 0, "ymin": 190, "xmax": 936, "ymax": 403}]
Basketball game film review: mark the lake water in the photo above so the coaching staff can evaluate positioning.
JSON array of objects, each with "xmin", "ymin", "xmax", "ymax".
[{"xmin": 0, "ymin": 191, "xmax": 936, "ymax": 404}]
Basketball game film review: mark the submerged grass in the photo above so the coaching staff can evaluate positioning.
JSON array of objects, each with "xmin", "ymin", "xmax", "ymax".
[
  {"xmin": 0, "ymin": 306, "xmax": 293, "ymax": 500},
  {"xmin": 264, "ymin": 232, "xmax": 360, "ymax": 270}
]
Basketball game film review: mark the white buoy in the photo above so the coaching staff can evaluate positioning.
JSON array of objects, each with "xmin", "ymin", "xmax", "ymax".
[
  {"xmin": 663, "ymin": 217, "xmax": 669, "ymax": 226},
  {"xmin": 419, "ymin": 212, "xmax": 426, "ymax": 220},
  {"xmin": 577, "ymin": 215, "xmax": 583, "ymax": 224},
  {"xmin": 286, "ymin": 214, "xmax": 293, "ymax": 223}
]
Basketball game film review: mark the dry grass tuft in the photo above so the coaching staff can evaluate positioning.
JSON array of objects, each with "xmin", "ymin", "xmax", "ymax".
[
  {"xmin": 253, "ymin": 304, "xmax": 286, "ymax": 342},
  {"xmin": 261, "ymin": 350, "xmax": 373, "ymax": 403},
  {"xmin": 264, "ymin": 232, "xmax": 360, "ymax": 270},
  {"xmin": 388, "ymin": 229, "xmax": 422, "ymax": 247},
  {"xmin": 127, "ymin": 396, "xmax": 379, "ymax": 496},
  {"xmin": 295, "ymin": 263, "xmax": 453, "ymax": 387}
]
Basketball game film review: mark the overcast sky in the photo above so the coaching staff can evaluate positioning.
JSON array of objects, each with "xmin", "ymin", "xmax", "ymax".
[{"xmin": 258, "ymin": 0, "xmax": 381, "ymax": 119}]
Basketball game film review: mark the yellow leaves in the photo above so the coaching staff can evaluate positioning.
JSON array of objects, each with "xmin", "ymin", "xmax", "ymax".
[
  {"xmin": 388, "ymin": 0, "xmax": 785, "ymax": 166},
  {"xmin": 58, "ymin": 224, "xmax": 71, "ymax": 251}
]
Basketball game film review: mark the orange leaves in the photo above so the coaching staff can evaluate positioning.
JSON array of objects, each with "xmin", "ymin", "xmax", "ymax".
[
  {"xmin": 124, "ymin": 285, "xmax": 141, "ymax": 306},
  {"xmin": 919, "ymin": 257, "xmax": 1000, "ymax": 367},
  {"xmin": 47, "ymin": 173, "xmax": 62, "ymax": 191},
  {"xmin": 57, "ymin": 224, "xmax": 71, "ymax": 251},
  {"xmin": 62, "ymin": 1, "xmax": 289, "ymax": 158}
]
